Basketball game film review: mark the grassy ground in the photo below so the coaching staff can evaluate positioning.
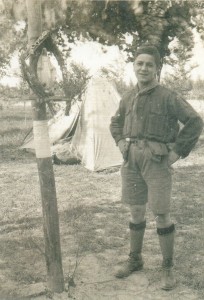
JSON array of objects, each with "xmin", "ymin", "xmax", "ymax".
[
  {"xmin": 0, "ymin": 105, "xmax": 204, "ymax": 299},
  {"xmin": 0, "ymin": 105, "xmax": 33, "ymax": 162}
]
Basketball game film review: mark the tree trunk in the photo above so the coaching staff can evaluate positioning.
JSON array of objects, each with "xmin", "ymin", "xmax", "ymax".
[{"xmin": 26, "ymin": 0, "xmax": 64, "ymax": 293}]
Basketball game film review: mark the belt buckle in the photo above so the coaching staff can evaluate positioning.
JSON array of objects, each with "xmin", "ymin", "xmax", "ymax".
[{"xmin": 126, "ymin": 138, "xmax": 136, "ymax": 144}]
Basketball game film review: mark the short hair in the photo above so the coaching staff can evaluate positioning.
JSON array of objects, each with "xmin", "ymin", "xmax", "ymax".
[{"xmin": 135, "ymin": 45, "xmax": 161, "ymax": 68}]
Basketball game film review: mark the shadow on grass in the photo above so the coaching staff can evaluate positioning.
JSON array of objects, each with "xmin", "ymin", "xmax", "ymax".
[
  {"xmin": 0, "ymin": 146, "xmax": 35, "ymax": 162},
  {"xmin": 171, "ymin": 164, "xmax": 204, "ymax": 293},
  {"xmin": 0, "ymin": 216, "xmax": 43, "ymax": 234},
  {"xmin": 60, "ymin": 203, "xmax": 128, "ymax": 255},
  {"xmin": 0, "ymin": 236, "xmax": 46, "ymax": 287}
]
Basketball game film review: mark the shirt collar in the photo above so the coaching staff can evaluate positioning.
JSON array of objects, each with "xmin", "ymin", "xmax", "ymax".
[{"xmin": 135, "ymin": 80, "xmax": 159, "ymax": 95}]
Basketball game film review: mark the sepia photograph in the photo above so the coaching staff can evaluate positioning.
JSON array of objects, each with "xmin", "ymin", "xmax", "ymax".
[{"xmin": 0, "ymin": 1, "xmax": 204, "ymax": 299}]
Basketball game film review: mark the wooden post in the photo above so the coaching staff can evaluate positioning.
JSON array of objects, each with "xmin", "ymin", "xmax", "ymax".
[{"xmin": 26, "ymin": 0, "xmax": 64, "ymax": 293}]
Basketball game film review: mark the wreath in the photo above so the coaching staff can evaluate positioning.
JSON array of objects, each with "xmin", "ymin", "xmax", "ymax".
[{"xmin": 20, "ymin": 30, "xmax": 72, "ymax": 114}]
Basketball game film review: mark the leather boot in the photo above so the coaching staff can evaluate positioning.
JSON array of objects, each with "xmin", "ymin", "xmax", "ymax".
[
  {"xmin": 161, "ymin": 267, "xmax": 176, "ymax": 291},
  {"xmin": 157, "ymin": 224, "xmax": 176, "ymax": 290},
  {"xmin": 115, "ymin": 220, "xmax": 146, "ymax": 278}
]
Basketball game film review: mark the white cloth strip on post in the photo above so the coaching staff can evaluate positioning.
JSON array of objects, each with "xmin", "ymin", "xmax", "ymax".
[{"xmin": 33, "ymin": 120, "xmax": 51, "ymax": 158}]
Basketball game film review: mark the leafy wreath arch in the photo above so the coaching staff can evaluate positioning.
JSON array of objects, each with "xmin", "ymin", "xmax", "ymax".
[{"xmin": 20, "ymin": 30, "xmax": 73, "ymax": 113}]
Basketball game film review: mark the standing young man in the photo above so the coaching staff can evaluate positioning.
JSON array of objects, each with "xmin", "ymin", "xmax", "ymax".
[{"xmin": 110, "ymin": 45, "xmax": 203, "ymax": 290}]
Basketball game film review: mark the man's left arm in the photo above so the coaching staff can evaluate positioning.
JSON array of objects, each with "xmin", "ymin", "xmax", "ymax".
[{"xmin": 171, "ymin": 96, "xmax": 204, "ymax": 159}]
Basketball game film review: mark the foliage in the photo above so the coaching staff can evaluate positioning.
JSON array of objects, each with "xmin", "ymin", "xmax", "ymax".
[
  {"xmin": 0, "ymin": 1, "xmax": 26, "ymax": 74},
  {"xmin": 50, "ymin": 61, "xmax": 90, "ymax": 115},
  {"xmin": 1, "ymin": 0, "xmax": 204, "ymax": 69},
  {"xmin": 64, "ymin": 62, "xmax": 90, "ymax": 103},
  {"xmin": 162, "ymin": 72, "xmax": 192, "ymax": 98},
  {"xmin": 100, "ymin": 67, "xmax": 133, "ymax": 97},
  {"xmin": 161, "ymin": 40, "xmax": 195, "ymax": 97},
  {"xmin": 192, "ymin": 78, "xmax": 204, "ymax": 91},
  {"xmin": 190, "ymin": 78, "xmax": 204, "ymax": 100},
  {"xmin": 0, "ymin": 84, "xmax": 29, "ymax": 101},
  {"xmin": 1, "ymin": 1, "xmax": 204, "ymax": 106}
]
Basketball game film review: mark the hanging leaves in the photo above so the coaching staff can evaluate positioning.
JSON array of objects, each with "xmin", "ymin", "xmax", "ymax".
[{"xmin": 2, "ymin": 1, "xmax": 204, "ymax": 74}]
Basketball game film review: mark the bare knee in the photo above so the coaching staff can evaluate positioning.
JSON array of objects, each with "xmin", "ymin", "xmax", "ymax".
[
  {"xmin": 155, "ymin": 213, "xmax": 172, "ymax": 228},
  {"xmin": 129, "ymin": 204, "xmax": 146, "ymax": 224}
]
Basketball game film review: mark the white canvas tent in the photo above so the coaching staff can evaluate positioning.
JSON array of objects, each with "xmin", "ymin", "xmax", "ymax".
[
  {"xmin": 21, "ymin": 101, "xmax": 81, "ymax": 151},
  {"xmin": 21, "ymin": 77, "xmax": 123, "ymax": 171}
]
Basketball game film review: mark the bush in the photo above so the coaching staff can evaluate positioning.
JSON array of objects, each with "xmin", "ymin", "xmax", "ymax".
[
  {"xmin": 190, "ymin": 78, "xmax": 204, "ymax": 100},
  {"xmin": 161, "ymin": 72, "xmax": 192, "ymax": 99}
]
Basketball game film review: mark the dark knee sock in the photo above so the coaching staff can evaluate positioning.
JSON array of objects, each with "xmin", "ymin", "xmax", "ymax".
[
  {"xmin": 129, "ymin": 220, "xmax": 146, "ymax": 254},
  {"xmin": 157, "ymin": 224, "xmax": 175, "ymax": 268}
]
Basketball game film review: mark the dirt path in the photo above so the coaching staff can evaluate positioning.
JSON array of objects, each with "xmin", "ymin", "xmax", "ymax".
[
  {"xmin": 25, "ymin": 248, "xmax": 202, "ymax": 299},
  {"xmin": 12, "ymin": 249, "xmax": 201, "ymax": 299}
]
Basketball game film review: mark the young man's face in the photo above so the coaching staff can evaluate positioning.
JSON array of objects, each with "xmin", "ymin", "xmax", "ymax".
[{"xmin": 133, "ymin": 54, "xmax": 157, "ymax": 86}]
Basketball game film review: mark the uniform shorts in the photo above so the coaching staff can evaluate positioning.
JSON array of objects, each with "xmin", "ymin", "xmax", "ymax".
[{"xmin": 121, "ymin": 140, "xmax": 173, "ymax": 214}]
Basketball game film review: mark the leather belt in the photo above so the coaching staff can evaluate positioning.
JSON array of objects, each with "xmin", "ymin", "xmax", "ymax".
[{"xmin": 125, "ymin": 137, "xmax": 145, "ymax": 144}]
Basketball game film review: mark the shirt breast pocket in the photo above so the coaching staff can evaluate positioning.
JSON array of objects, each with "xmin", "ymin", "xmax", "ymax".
[
  {"xmin": 146, "ymin": 101, "xmax": 168, "ymax": 138},
  {"xmin": 147, "ymin": 113, "xmax": 167, "ymax": 138}
]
